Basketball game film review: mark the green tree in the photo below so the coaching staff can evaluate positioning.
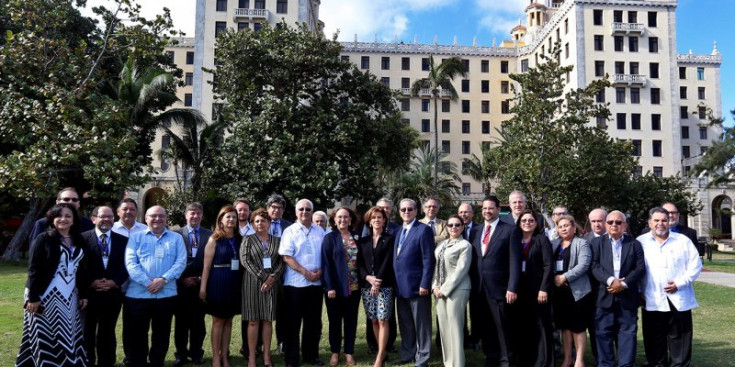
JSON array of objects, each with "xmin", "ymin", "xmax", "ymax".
[
  {"xmin": 411, "ymin": 56, "xmax": 467, "ymax": 190},
  {"xmin": 462, "ymin": 143, "xmax": 501, "ymax": 197},
  {"xmin": 692, "ymin": 108, "xmax": 732, "ymax": 186},
  {"xmin": 205, "ymin": 23, "xmax": 418, "ymax": 207},
  {"xmin": 491, "ymin": 46, "xmax": 636, "ymax": 220}
]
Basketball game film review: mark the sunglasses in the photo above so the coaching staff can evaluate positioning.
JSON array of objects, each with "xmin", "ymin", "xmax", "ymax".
[
  {"xmin": 297, "ymin": 207, "xmax": 312, "ymax": 212},
  {"xmin": 520, "ymin": 219, "xmax": 536, "ymax": 223},
  {"xmin": 606, "ymin": 220, "xmax": 624, "ymax": 225},
  {"xmin": 60, "ymin": 197, "xmax": 80, "ymax": 203},
  {"xmin": 446, "ymin": 223, "xmax": 463, "ymax": 228},
  {"xmin": 400, "ymin": 208, "xmax": 414, "ymax": 212}
]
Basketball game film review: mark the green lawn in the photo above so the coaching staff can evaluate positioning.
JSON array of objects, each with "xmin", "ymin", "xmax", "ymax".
[{"xmin": 1, "ymin": 262, "xmax": 734, "ymax": 366}]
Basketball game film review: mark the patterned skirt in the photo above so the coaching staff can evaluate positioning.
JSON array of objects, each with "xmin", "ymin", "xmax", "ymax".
[{"xmin": 361, "ymin": 286, "xmax": 394, "ymax": 321}]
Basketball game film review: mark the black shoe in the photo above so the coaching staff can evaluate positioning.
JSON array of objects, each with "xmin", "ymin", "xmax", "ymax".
[
  {"xmin": 173, "ymin": 357, "xmax": 188, "ymax": 367},
  {"xmin": 193, "ymin": 357, "xmax": 206, "ymax": 365},
  {"xmin": 308, "ymin": 359, "xmax": 324, "ymax": 367}
]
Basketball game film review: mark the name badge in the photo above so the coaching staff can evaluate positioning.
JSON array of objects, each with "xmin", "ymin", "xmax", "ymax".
[
  {"xmin": 102, "ymin": 256, "xmax": 109, "ymax": 269},
  {"xmin": 155, "ymin": 246, "xmax": 165, "ymax": 259},
  {"xmin": 555, "ymin": 260, "xmax": 564, "ymax": 272},
  {"xmin": 263, "ymin": 257, "xmax": 272, "ymax": 269},
  {"xmin": 191, "ymin": 247, "xmax": 198, "ymax": 258},
  {"xmin": 231, "ymin": 259, "xmax": 240, "ymax": 271},
  {"xmin": 521, "ymin": 260, "xmax": 526, "ymax": 272}
]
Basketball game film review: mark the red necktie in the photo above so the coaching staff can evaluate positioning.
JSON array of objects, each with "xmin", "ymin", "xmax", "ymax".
[{"xmin": 482, "ymin": 224, "xmax": 492, "ymax": 256}]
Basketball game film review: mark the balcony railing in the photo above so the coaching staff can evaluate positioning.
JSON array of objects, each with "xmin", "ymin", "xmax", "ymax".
[
  {"xmin": 610, "ymin": 22, "xmax": 645, "ymax": 35},
  {"xmin": 612, "ymin": 74, "xmax": 647, "ymax": 87},
  {"xmin": 677, "ymin": 53, "xmax": 722, "ymax": 65},
  {"xmin": 401, "ymin": 88, "xmax": 411, "ymax": 95},
  {"xmin": 417, "ymin": 89, "xmax": 453, "ymax": 99},
  {"xmin": 233, "ymin": 8, "xmax": 270, "ymax": 21}
]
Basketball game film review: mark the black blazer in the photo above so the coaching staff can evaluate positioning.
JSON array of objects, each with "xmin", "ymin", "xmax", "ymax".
[
  {"xmin": 29, "ymin": 216, "xmax": 94, "ymax": 245},
  {"xmin": 357, "ymin": 231, "xmax": 395, "ymax": 288},
  {"xmin": 26, "ymin": 232, "xmax": 89, "ymax": 302},
  {"xmin": 522, "ymin": 234, "xmax": 553, "ymax": 296},
  {"xmin": 470, "ymin": 220, "xmax": 522, "ymax": 300},
  {"xmin": 590, "ymin": 234, "xmax": 645, "ymax": 309},
  {"xmin": 81, "ymin": 230, "xmax": 129, "ymax": 288},
  {"xmin": 176, "ymin": 227, "xmax": 213, "ymax": 282}
]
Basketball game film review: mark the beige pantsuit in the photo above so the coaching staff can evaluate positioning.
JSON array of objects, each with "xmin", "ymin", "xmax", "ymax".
[{"xmin": 433, "ymin": 238, "xmax": 472, "ymax": 367}]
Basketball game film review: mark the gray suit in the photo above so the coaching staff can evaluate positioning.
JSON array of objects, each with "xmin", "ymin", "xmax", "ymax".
[{"xmin": 551, "ymin": 236, "xmax": 591, "ymax": 301}]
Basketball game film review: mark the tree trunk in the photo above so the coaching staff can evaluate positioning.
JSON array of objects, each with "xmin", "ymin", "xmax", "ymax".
[
  {"xmin": 433, "ymin": 95, "xmax": 439, "ymax": 191},
  {"xmin": 2, "ymin": 198, "xmax": 46, "ymax": 261}
]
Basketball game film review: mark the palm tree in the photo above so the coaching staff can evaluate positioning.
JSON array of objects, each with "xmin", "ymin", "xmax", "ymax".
[
  {"xmin": 387, "ymin": 145, "xmax": 461, "ymax": 207},
  {"xmin": 410, "ymin": 55, "xmax": 467, "ymax": 190},
  {"xmin": 462, "ymin": 143, "xmax": 500, "ymax": 196}
]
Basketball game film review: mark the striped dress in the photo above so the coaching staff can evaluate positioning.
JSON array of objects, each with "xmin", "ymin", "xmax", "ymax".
[{"xmin": 240, "ymin": 234, "xmax": 285, "ymax": 320}]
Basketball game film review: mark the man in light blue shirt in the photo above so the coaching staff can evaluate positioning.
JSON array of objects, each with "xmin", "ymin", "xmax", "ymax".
[{"xmin": 123, "ymin": 205, "xmax": 187, "ymax": 367}]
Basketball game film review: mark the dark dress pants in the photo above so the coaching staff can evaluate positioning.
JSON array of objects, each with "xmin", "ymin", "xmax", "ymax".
[
  {"xmin": 123, "ymin": 296, "xmax": 176, "ymax": 367},
  {"xmin": 595, "ymin": 299, "xmax": 638, "ymax": 367},
  {"xmin": 480, "ymin": 296, "xmax": 514, "ymax": 367},
  {"xmin": 325, "ymin": 291, "xmax": 361, "ymax": 354},
  {"xmin": 642, "ymin": 300, "xmax": 693, "ymax": 367},
  {"xmin": 283, "ymin": 285, "xmax": 323, "ymax": 366},
  {"xmin": 174, "ymin": 287, "xmax": 206, "ymax": 360},
  {"xmin": 84, "ymin": 290, "xmax": 123, "ymax": 367}
]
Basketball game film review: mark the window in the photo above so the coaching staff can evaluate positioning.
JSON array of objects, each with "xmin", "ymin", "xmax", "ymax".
[
  {"xmin": 401, "ymin": 99, "xmax": 410, "ymax": 112},
  {"xmin": 381, "ymin": 57, "xmax": 390, "ymax": 70},
  {"xmin": 521, "ymin": 59, "xmax": 529, "ymax": 72},
  {"xmin": 462, "ymin": 183, "xmax": 471, "ymax": 195},
  {"xmin": 556, "ymin": 28, "xmax": 561, "ymax": 42},
  {"xmin": 501, "ymin": 81, "xmax": 509, "ymax": 94},
  {"xmin": 165, "ymin": 51, "xmax": 174, "ymax": 62},
  {"xmin": 633, "ymin": 166, "xmax": 643, "ymax": 177},
  {"xmin": 239, "ymin": 0, "xmax": 249, "ymax": 7},
  {"xmin": 482, "ymin": 121, "xmax": 490, "ymax": 134},
  {"xmin": 421, "ymin": 140, "xmax": 430, "ymax": 149},
  {"xmin": 186, "ymin": 51, "xmax": 194, "ymax": 64},
  {"xmin": 613, "ymin": 10, "xmax": 623, "ymax": 23},
  {"xmin": 699, "ymin": 126, "xmax": 708, "ymax": 139},
  {"xmin": 501, "ymin": 101, "xmax": 510, "ymax": 114},
  {"xmin": 462, "ymin": 100, "xmax": 470, "ymax": 113},
  {"xmin": 680, "ymin": 106, "xmax": 688, "ymax": 119},
  {"xmin": 401, "ymin": 78, "xmax": 410, "ymax": 89},
  {"xmin": 481, "ymin": 100, "xmax": 490, "ymax": 114},
  {"xmin": 254, "ymin": 0, "xmax": 264, "ymax": 9},
  {"xmin": 421, "ymin": 119, "xmax": 430, "ymax": 132},
  {"xmin": 276, "ymin": 0, "xmax": 287, "ymax": 13},
  {"xmin": 500, "ymin": 60, "xmax": 509, "ymax": 73},
  {"xmin": 652, "ymin": 140, "xmax": 662, "ymax": 157},
  {"xmin": 682, "ymin": 146, "xmax": 690, "ymax": 158},
  {"xmin": 565, "ymin": 43, "xmax": 570, "ymax": 59},
  {"xmin": 684, "ymin": 166, "xmax": 691, "ymax": 174},
  {"xmin": 442, "ymin": 140, "xmax": 451, "ymax": 153},
  {"xmin": 340, "ymin": 55, "xmax": 349, "ymax": 62},
  {"xmin": 481, "ymin": 60, "xmax": 489, "ymax": 73},
  {"xmin": 253, "ymin": 21, "xmax": 262, "ymax": 32},
  {"xmin": 215, "ymin": 21, "xmax": 227, "ymax": 37},
  {"xmin": 441, "ymin": 100, "xmax": 450, "ymax": 113},
  {"xmin": 594, "ymin": 35, "xmax": 604, "ymax": 51},
  {"xmin": 422, "ymin": 58, "xmax": 430, "ymax": 71},
  {"xmin": 462, "ymin": 141, "xmax": 470, "ymax": 154},
  {"xmin": 360, "ymin": 56, "xmax": 369, "ymax": 69},
  {"xmin": 697, "ymin": 67, "xmax": 705, "ymax": 80},
  {"xmin": 462, "ymin": 59, "xmax": 470, "ymax": 71},
  {"xmin": 594, "ymin": 61, "xmax": 605, "ymax": 77},
  {"xmin": 565, "ymin": 18, "xmax": 569, "ymax": 34},
  {"xmin": 632, "ymin": 140, "xmax": 642, "ymax": 156},
  {"xmin": 650, "ymin": 63, "xmax": 659, "ymax": 78},
  {"xmin": 680, "ymin": 86, "xmax": 687, "ymax": 99},
  {"xmin": 630, "ymin": 62, "xmax": 639, "ymax": 75},
  {"xmin": 462, "ymin": 120, "xmax": 470, "ymax": 134},
  {"xmin": 593, "ymin": 9, "xmax": 603, "ymax": 25},
  {"xmin": 679, "ymin": 67, "xmax": 686, "ymax": 79},
  {"xmin": 616, "ymin": 87, "xmax": 626, "ymax": 103},
  {"xmin": 216, "ymin": 0, "xmax": 227, "ymax": 11},
  {"xmin": 628, "ymin": 11, "xmax": 637, "ymax": 23},
  {"xmin": 631, "ymin": 113, "xmax": 641, "ymax": 129},
  {"xmin": 380, "ymin": 77, "xmax": 390, "ymax": 87},
  {"xmin": 631, "ymin": 88, "xmax": 640, "ymax": 104},
  {"xmin": 649, "ymin": 37, "xmax": 659, "ymax": 53},
  {"xmin": 238, "ymin": 22, "xmax": 249, "ymax": 31},
  {"xmin": 615, "ymin": 61, "xmax": 625, "ymax": 74},
  {"xmin": 596, "ymin": 115, "xmax": 607, "ymax": 128},
  {"xmin": 596, "ymin": 90, "xmax": 605, "ymax": 103},
  {"xmin": 421, "ymin": 100, "xmax": 430, "ymax": 112},
  {"xmin": 442, "ymin": 119, "xmax": 450, "ymax": 133},
  {"xmin": 681, "ymin": 126, "xmax": 690, "ymax": 139},
  {"xmin": 651, "ymin": 114, "xmax": 661, "ymax": 130},
  {"xmin": 481, "ymin": 80, "xmax": 490, "ymax": 93},
  {"xmin": 402, "ymin": 57, "xmax": 410, "ymax": 70},
  {"xmin": 700, "ymin": 146, "xmax": 708, "ymax": 155},
  {"xmin": 614, "ymin": 36, "xmax": 624, "ymax": 52},
  {"xmin": 653, "ymin": 167, "xmax": 663, "ymax": 178},
  {"xmin": 184, "ymin": 93, "xmax": 192, "ymax": 106},
  {"xmin": 628, "ymin": 37, "xmax": 639, "ymax": 52},
  {"xmin": 617, "ymin": 113, "xmax": 626, "ymax": 129},
  {"xmin": 651, "ymin": 88, "xmax": 660, "ymax": 104},
  {"xmin": 648, "ymin": 11, "xmax": 657, "ymax": 27},
  {"xmin": 401, "ymin": 118, "xmax": 410, "ymax": 125},
  {"xmin": 461, "ymin": 79, "xmax": 470, "ymax": 93},
  {"xmin": 185, "ymin": 72, "xmax": 193, "ymax": 86}
]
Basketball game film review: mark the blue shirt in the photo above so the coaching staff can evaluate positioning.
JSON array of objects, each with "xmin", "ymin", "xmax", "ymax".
[{"xmin": 125, "ymin": 228, "xmax": 187, "ymax": 299}]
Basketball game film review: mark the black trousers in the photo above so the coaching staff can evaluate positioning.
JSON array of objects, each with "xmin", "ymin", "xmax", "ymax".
[
  {"xmin": 123, "ymin": 296, "xmax": 176, "ymax": 367},
  {"xmin": 642, "ymin": 300, "xmax": 693, "ymax": 367},
  {"xmin": 325, "ymin": 291, "xmax": 361, "ymax": 354},
  {"xmin": 84, "ymin": 290, "xmax": 123, "ymax": 367},
  {"xmin": 478, "ymin": 295, "xmax": 514, "ymax": 367},
  {"xmin": 173, "ymin": 288, "xmax": 206, "ymax": 360},
  {"xmin": 283, "ymin": 285, "xmax": 323, "ymax": 365}
]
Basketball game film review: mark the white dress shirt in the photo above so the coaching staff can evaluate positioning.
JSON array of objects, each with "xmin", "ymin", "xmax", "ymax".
[
  {"xmin": 279, "ymin": 221, "xmax": 325, "ymax": 287},
  {"xmin": 112, "ymin": 221, "xmax": 147, "ymax": 238}
]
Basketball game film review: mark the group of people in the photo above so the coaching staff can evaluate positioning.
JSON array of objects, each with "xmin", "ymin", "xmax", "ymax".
[{"xmin": 17, "ymin": 188, "xmax": 703, "ymax": 367}]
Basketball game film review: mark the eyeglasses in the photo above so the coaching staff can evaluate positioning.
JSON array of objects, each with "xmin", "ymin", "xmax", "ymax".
[
  {"xmin": 606, "ymin": 220, "xmax": 624, "ymax": 226},
  {"xmin": 668, "ymin": 211, "xmax": 679, "ymax": 215},
  {"xmin": 60, "ymin": 197, "xmax": 80, "ymax": 203},
  {"xmin": 297, "ymin": 207, "xmax": 312, "ymax": 212},
  {"xmin": 520, "ymin": 219, "xmax": 536, "ymax": 223},
  {"xmin": 553, "ymin": 212, "xmax": 568, "ymax": 216},
  {"xmin": 269, "ymin": 205, "xmax": 284, "ymax": 211},
  {"xmin": 446, "ymin": 223, "xmax": 463, "ymax": 228},
  {"xmin": 400, "ymin": 207, "xmax": 414, "ymax": 212},
  {"xmin": 97, "ymin": 215, "xmax": 114, "ymax": 219}
]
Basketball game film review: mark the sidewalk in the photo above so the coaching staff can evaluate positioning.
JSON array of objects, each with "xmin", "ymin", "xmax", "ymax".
[{"xmin": 696, "ymin": 270, "xmax": 735, "ymax": 288}]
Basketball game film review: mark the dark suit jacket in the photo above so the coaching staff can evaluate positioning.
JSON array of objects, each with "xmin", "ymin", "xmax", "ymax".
[
  {"xmin": 523, "ymin": 234, "xmax": 553, "ymax": 296},
  {"xmin": 464, "ymin": 221, "xmax": 480, "ymax": 243},
  {"xmin": 357, "ymin": 231, "xmax": 395, "ymax": 288},
  {"xmin": 176, "ymin": 227, "xmax": 212, "ymax": 282},
  {"xmin": 470, "ymin": 220, "xmax": 522, "ymax": 300},
  {"xmin": 26, "ymin": 232, "xmax": 89, "ymax": 302},
  {"xmin": 30, "ymin": 216, "xmax": 94, "ymax": 244},
  {"xmin": 393, "ymin": 220, "xmax": 435, "ymax": 299},
  {"xmin": 499, "ymin": 214, "xmax": 517, "ymax": 226},
  {"xmin": 590, "ymin": 234, "xmax": 645, "ymax": 310},
  {"xmin": 270, "ymin": 218, "xmax": 293, "ymax": 236},
  {"xmin": 322, "ymin": 230, "xmax": 361, "ymax": 297},
  {"xmin": 81, "ymin": 230, "xmax": 129, "ymax": 288}
]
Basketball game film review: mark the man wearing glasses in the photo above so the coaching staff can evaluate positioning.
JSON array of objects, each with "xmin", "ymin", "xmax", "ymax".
[
  {"xmin": 279, "ymin": 199, "xmax": 326, "ymax": 367},
  {"xmin": 267, "ymin": 194, "xmax": 293, "ymax": 238},
  {"xmin": 393, "ymin": 198, "xmax": 435, "ymax": 367},
  {"xmin": 265, "ymin": 194, "xmax": 293, "ymax": 358},
  {"xmin": 583, "ymin": 207, "xmax": 608, "ymax": 364},
  {"xmin": 29, "ymin": 187, "xmax": 94, "ymax": 243},
  {"xmin": 639, "ymin": 202, "xmax": 699, "ymax": 253},
  {"xmin": 546, "ymin": 205, "xmax": 569, "ymax": 241}
]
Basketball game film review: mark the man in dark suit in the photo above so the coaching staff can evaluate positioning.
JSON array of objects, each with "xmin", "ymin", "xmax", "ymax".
[
  {"xmin": 29, "ymin": 187, "xmax": 94, "ymax": 243},
  {"xmin": 173, "ymin": 203, "xmax": 211, "ymax": 366},
  {"xmin": 583, "ymin": 207, "xmax": 608, "ymax": 364},
  {"xmin": 470, "ymin": 195, "xmax": 521, "ymax": 367},
  {"xmin": 639, "ymin": 202, "xmax": 698, "ymax": 246},
  {"xmin": 590, "ymin": 210, "xmax": 645, "ymax": 367},
  {"xmin": 393, "ymin": 198, "xmax": 435, "ymax": 367},
  {"xmin": 458, "ymin": 202, "xmax": 480, "ymax": 349},
  {"xmin": 264, "ymin": 194, "xmax": 293, "ymax": 358},
  {"xmin": 83, "ymin": 206, "xmax": 129, "ymax": 367}
]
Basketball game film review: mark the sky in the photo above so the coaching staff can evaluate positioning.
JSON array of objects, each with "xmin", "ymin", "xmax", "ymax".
[{"xmin": 82, "ymin": 0, "xmax": 734, "ymax": 124}]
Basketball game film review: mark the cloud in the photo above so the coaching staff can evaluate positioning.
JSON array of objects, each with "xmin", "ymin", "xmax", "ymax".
[
  {"xmin": 473, "ymin": 0, "xmax": 528, "ymax": 39},
  {"xmin": 79, "ymin": 0, "xmax": 196, "ymax": 36}
]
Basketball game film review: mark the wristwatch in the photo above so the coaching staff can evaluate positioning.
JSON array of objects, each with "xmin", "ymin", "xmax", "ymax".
[{"xmin": 162, "ymin": 276, "xmax": 169, "ymax": 284}]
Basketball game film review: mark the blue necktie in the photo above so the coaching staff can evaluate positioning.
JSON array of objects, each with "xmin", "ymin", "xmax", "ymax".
[{"xmin": 398, "ymin": 228, "xmax": 407, "ymax": 254}]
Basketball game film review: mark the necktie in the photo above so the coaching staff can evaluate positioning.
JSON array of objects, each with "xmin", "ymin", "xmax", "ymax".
[
  {"xmin": 429, "ymin": 220, "xmax": 436, "ymax": 235},
  {"xmin": 190, "ymin": 229, "xmax": 198, "ymax": 257},
  {"xmin": 482, "ymin": 224, "xmax": 492, "ymax": 256},
  {"xmin": 100, "ymin": 233, "xmax": 108, "ymax": 256},
  {"xmin": 398, "ymin": 227, "xmax": 407, "ymax": 254},
  {"xmin": 273, "ymin": 221, "xmax": 281, "ymax": 237}
]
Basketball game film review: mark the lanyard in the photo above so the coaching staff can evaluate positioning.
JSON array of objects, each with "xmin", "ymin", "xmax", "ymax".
[{"xmin": 227, "ymin": 237, "xmax": 237, "ymax": 259}]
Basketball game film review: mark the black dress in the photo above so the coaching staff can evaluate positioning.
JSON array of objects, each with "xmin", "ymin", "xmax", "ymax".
[
  {"xmin": 205, "ymin": 237, "xmax": 243, "ymax": 318},
  {"xmin": 552, "ymin": 244, "xmax": 589, "ymax": 333}
]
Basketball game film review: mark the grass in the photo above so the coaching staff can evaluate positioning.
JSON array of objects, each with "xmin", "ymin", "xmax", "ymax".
[{"xmin": 1, "ymin": 261, "xmax": 734, "ymax": 366}]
